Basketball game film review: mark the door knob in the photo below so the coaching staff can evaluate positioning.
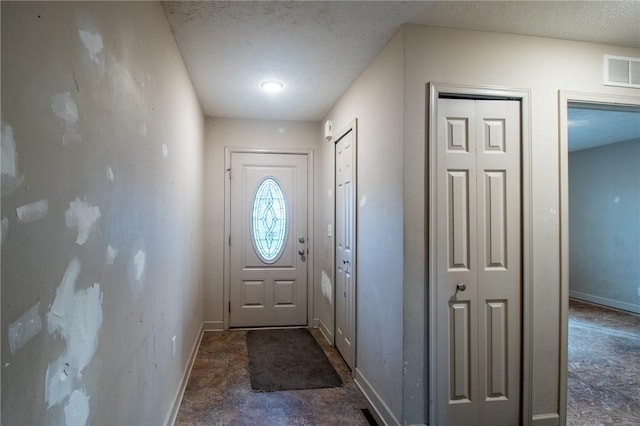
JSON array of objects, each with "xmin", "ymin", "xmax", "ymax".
[
  {"xmin": 298, "ymin": 236, "xmax": 305, "ymax": 243},
  {"xmin": 456, "ymin": 282, "xmax": 467, "ymax": 292},
  {"xmin": 298, "ymin": 249, "xmax": 305, "ymax": 256}
]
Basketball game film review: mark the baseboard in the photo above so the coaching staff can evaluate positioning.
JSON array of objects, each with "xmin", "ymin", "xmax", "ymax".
[
  {"xmin": 203, "ymin": 320, "xmax": 224, "ymax": 331},
  {"xmin": 532, "ymin": 413, "xmax": 560, "ymax": 425},
  {"xmin": 569, "ymin": 290, "xmax": 640, "ymax": 314},
  {"xmin": 354, "ymin": 368, "xmax": 400, "ymax": 426},
  {"xmin": 317, "ymin": 318, "xmax": 333, "ymax": 345},
  {"xmin": 163, "ymin": 323, "xmax": 204, "ymax": 426}
]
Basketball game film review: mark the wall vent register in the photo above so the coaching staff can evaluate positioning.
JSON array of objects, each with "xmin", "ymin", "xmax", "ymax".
[
  {"xmin": 604, "ymin": 55, "xmax": 640, "ymax": 88},
  {"xmin": 251, "ymin": 177, "xmax": 288, "ymax": 263}
]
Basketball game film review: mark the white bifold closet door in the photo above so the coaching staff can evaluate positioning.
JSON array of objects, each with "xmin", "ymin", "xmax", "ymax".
[{"xmin": 436, "ymin": 99, "xmax": 522, "ymax": 425}]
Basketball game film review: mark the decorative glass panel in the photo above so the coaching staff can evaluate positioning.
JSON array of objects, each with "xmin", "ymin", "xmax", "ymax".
[{"xmin": 252, "ymin": 177, "xmax": 287, "ymax": 263}]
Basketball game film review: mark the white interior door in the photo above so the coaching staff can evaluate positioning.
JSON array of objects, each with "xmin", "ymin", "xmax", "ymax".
[
  {"xmin": 335, "ymin": 130, "xmax": 356, "ymax": 369},
  {"xmin": 436, "ymin": 98, "xmax": 521, "ymax": 425},
  {"xmin": 229, "ymin": 152, "xmax": 308, "ymax": 327}
]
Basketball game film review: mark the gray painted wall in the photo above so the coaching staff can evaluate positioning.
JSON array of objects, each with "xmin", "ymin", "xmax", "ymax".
[
  {"xmin": 202, "ymin": 118, "xmax": 322, "ymax": 329},
  {"xmin": 322, "ymin": 24, "xmax": 640, "ymax": 425},
  {"xmin": 320, "ymin": 30, "xmax": 405, "ymax": 422},
  {"xmin": 1, "ymin": 2, "xmax": 204, "ymax": 425},
  {"xmin": 403, "ymin": 24, "xmax": 640, "ymax": 424},
  {"xmin": 569, "ymin": 139, "xmax": 640, "ymax": 313}
]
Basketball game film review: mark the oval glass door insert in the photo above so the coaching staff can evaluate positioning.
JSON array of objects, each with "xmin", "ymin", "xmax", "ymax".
[{"xmin": 251, "ymin": 177, "xmax": 288, "ymax": 263}]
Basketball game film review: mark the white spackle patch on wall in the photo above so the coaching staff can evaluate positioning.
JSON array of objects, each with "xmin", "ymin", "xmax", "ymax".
[
  {"xmin": 45, "ymin": 258, "xmax": 103, "ymax": 408},
  {"xmin": 64, "ymin": 388, "xmax": 90, "ymax": 426},
  {"xmin": 106, "ymin": 166, "xmax": 114, "ymax": 183},
  {"xmin": 1, "ymin": 121, "xmax": 26, "ymax": 198},
  {"xmin": 133, "ymin": 250, "xmax": 146, "ymax": 281},
  {"xmin": 138, "ymin": 122, "xmax": 147, "ymax": 138},
  {"xmin": 359, "ymin": 195, "xmax": 367, "ymax": 208},
  {"xmin": 65, "ymin": 198, "xmax": 101, "ymax": 245},
  {"xmin": 78, "ymin": 28, "xmax": 103, "ymax": 64},
  {"xmin": 16, "ymin": 199, "xmax": 49, "ymax": 223},
  {"xmin": 321, "ymin": 270, "xmax": 333, "ymax": 302},
  {"xmin": 51, "ymin": 92, "xmax": 82, "ymax": 146},
  {"xmin": 162, "ymin": 144, "xmax": 169, "ymax": 158},
  {"xmin": 1, "ymin": 216, "xmax": 8, "ymax": 244},
  {"xmin": 8, "ymin": 302, "xmax": 43, "ymax": 354},
  {"xmin": 1, "ymin": 121, "xmax": 18, "ymax": 177},
  {"xmin": 45, "ymin": 354, "xmax": 75, "ymax": 408},
  {"xmin": 106, "ymin": 244, "xmax": 118, "ymax": 265}
]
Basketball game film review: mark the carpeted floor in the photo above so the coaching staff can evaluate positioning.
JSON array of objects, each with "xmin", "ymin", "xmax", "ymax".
[
  {"xmin": 567, "ymin": 299, "xmax": 640, "ymax": 425},
  {"xmin": 246, "ymin": 328, "xmax": 342, "ymax": 392},
  {"xmin": 175, "ymin": 328, "xmax": 372, "ymax": 425}
]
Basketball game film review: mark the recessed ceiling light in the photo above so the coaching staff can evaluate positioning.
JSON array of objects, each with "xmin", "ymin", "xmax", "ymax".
[{"xmin": 260, "ymin": 80, "xmax": 284, "ymax": 93}]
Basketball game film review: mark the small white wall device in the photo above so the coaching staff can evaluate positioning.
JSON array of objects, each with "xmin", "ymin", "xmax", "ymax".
[{"xmin": 324, "ymin": 120, "xmax": 333, "ymax": 141}]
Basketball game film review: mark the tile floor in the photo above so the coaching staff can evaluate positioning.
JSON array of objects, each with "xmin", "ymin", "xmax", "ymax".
[
  {"xmin": 175, "ymin": 328, "xmax": 372, "ymax": 425},
  {"xmin": 567, "ymin": 299, "xmax": 640, "ymax": 425},
  {"xmin": 177, "ymin": 301, "xmax": 640, "ymax": 425}
]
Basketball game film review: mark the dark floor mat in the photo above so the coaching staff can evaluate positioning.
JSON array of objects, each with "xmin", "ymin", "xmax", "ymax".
[{"xmin": 246, "ymin": 328, "xmax": 343, "ymax": 392}]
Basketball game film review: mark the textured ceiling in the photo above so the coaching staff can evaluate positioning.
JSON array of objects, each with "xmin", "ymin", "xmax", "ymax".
[
  {"xmin": 568, "ymin": 106, "xmax": 640, "ymax": 152},
  {"xmin": 163, "ymin": 1, "xmax": 425, "ymax": 121},
  {"xmin": 163, "ymin": 1, "xmax": 640, "ymax": 121},
  {"xmin": 410, "ymin": 1, "xmax": 640, "ymax": 49}
]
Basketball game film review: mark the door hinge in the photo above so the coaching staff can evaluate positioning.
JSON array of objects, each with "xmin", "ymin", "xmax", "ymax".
[
  {"xmin": 228, "ymin": 235, "xmax": 231, "ymax": 246},
  {"xmin": 226, "ymin": 168, "xmax": 231, "ymax": 180},
  {"xmin": 228, "ymin": 301, "xmax": 231, "ymax": 313}
]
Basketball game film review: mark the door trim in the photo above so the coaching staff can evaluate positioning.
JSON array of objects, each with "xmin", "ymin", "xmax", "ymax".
[
  {"xmin": 558, "ymin": 90, "xmax": 640, "ymax": 425},
  {"xmin": 333, "ymin": 119, "xmax": 358, "ymax": 372},
  {"xmin": 427, "ymin": 82, "xmax": 533, "ymax": 425},
  {"xmin": 223, "ymin": 147, "xmax": 314, "ymax": 330}
]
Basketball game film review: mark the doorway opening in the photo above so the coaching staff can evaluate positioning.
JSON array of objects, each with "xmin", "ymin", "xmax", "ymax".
[{"xmin": 561, "ymin": 97, "xmax": 640, "ymax": 423}]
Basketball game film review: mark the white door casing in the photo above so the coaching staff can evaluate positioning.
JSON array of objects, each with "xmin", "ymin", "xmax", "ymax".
[
  {"xmin": 335, "ymin": 127, "xmax": 356, "ymax": 369},
  {"xmin": 436, "ymin": 98, "xmax": 522, "ymax": 425},
  {"xmin": 229, "ymin": 152, "xmax": 308, "ymax": 327}
]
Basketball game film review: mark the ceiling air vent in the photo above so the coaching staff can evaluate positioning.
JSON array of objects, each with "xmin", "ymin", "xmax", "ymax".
[{"xmin": 604, "ymin": 55, "xmax": 640, "ymax": 88}]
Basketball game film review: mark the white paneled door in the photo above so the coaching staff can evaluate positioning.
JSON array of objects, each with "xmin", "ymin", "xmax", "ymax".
[
  {"xmin": 335, "ymin": 129, "xmax": 356, "ymax": 369},
  {"xmin": 229, "ymin": 152, "xmax": 308, "ymax": 327},
  {"xmin": 436, "ymin": 99, "xmax": 522, "ymax": 425}
]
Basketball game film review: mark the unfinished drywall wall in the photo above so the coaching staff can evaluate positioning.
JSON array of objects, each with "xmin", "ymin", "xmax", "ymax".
[
  {"xmin": 1, "ymin": 2, "xmax": 204, "ymax": 425},
  {"xmin": 569, "ymin": 139, "xmax": 640, "ymax": 313},
  {"xmin": 320, "ymin": 29, "xmax": 405, "ymax": 424},
  {"xmin": 403, "ymin": 24, "xmax": 640, "ymax": 424},
  {"xmin": 203, "ymin": 118, "xmax": 321, "ymax": 330}
]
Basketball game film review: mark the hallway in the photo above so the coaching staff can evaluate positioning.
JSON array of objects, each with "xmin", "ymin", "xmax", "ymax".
[
  {"xmin": 567, "ymin": 299, "xmax": 640, "ymax": 425},
  {"xmin": 3, "ymin": 2, "xmax": 640, "ymax": 424},
  {"xmin": 176, "ymin": 329, "xmax": 373, "ymax": 425}
]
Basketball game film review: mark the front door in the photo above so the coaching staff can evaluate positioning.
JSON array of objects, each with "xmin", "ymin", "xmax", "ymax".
[
  {"xmin": 436, "ymin": 99, "xmax": 522, "ymax": 425},
  {"xmin": 229, "ymin": 152, "xmax": 308, "ymax": 327},
  {"xmin": 335, "ymin": 129, "xmax": 356, "ymax": 369}
]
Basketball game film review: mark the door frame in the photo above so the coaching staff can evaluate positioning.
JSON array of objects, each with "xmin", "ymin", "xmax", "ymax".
[
  {"xmin": 223, "ymin": 147, "xmax": 315, "ymax": 329},
  {"xmin": 332, "ymin": 119, "xmax": 358, "ymax": 371},
  {"xmin": 558, "ymin": 90, "xmax": 640, "ymax": 424},
  {"xmin": 427, "ymin": 82, "xmax": 533, "ymax": 425}
]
